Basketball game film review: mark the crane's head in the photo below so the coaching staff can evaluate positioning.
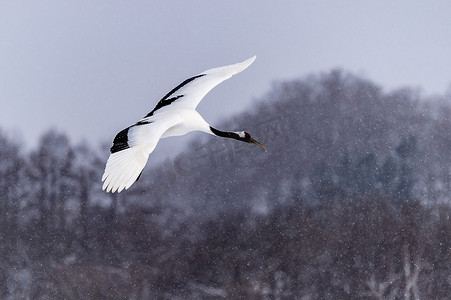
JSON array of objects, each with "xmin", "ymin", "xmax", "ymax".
[
  {"xmin": 209, "ymin": 127, "xmax": 266, "ymax": 150},
  {"xmin": 236, "ymin": 131, "xmax": 266, "ymax": 150}
]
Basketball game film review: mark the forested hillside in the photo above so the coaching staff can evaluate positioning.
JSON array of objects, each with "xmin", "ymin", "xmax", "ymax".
[{"xmin": 1, "ymin": 70, "xmax": 450, "ymax": 299}]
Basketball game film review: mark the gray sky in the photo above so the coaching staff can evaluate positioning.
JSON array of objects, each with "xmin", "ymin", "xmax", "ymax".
[{"xmin": 1, "ymin": 0, "xmax": 451, "ymax": 154}]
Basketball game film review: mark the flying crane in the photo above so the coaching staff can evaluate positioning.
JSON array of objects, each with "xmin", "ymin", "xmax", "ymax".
[{"xmin": 102, "ymin": 56, "xmax": 265, "ymax": 193}]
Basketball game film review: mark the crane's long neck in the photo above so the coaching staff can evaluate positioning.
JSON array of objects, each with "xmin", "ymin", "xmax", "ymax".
[
  {"xmin": 209, "ymin": 126, "xmax": 241, "ymax": 140},
  {"xmin": 209, "ymin": 126, "xmax": 265, "ymax": 149}
]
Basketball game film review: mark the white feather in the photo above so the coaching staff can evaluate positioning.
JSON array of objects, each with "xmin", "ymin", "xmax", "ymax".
[
  {"xmin": 102, "ymin": 116, "xmax": 182, "ymax": 193},
  {"xmin": 153, "ymin": 56, "xmax": 256, "ymax": 112},
  {"xmin": 102, "ymin": 56, "xmax": 257, "ymax": 193}
]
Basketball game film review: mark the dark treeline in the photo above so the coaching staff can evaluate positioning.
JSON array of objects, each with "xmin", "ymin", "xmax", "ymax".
[{"xmin": 1, "ymin": 70, "xmax": 450, "ymax": 299}]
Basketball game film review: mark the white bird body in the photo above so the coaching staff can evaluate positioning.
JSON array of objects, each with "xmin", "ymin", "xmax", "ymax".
[
  {"xmin": 160, "ymin": 109, "xmax": 210, "ymax": 138},
  {"xmin": 102, "ymin": 56, "xmax": 264, "ymax": 193}
]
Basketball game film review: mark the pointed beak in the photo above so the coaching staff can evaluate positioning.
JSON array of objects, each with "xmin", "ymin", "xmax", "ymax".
[{"xmin": 250, "ymin": 137, "xmax": 266, "ymax": 150}]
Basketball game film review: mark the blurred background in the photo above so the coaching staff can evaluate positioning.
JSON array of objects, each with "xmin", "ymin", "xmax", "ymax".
[{"xmin": 0, "ymin": 1, "xmax": 450, "ymax": 298}]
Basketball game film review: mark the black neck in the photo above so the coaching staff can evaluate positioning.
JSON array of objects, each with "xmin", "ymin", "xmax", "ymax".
[{"xmin": 210, "ymin": 126, "xmax": 239, "ymax": 140}]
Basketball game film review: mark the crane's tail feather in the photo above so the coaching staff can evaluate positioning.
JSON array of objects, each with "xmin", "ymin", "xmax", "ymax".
[{"xmin": 102, "ymin": 147, "xmax": 149, "ymax": 193}]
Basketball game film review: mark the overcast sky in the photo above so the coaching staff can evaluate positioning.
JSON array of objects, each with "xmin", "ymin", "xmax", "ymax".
[{"xmin": 1, "ymin": 1, "xmax": 451, "ymax": 154}]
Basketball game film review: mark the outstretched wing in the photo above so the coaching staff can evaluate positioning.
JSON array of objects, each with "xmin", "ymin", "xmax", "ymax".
[
  {"xmin": 102, "ymin": 116, "xmax": 181, "ymax": 193},
  {"xmin": 144, "ymin": 56, "xmax": 256, "ymax": 117}
]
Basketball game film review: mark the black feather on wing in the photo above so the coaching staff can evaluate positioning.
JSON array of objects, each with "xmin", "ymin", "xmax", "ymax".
[
  {"xmin": 144, "ymin": 74, "xmax": 205, "ymax": 118},
  {"xmin": 110, "ymin": 127, "xmax": 130, "ymax": 153},
  {"xmin": 110, "ymin": 121, "xmax": 153, "ymax": 154}
]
